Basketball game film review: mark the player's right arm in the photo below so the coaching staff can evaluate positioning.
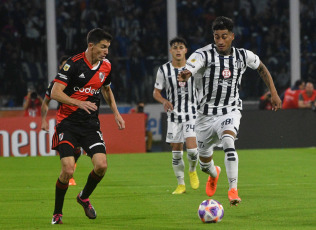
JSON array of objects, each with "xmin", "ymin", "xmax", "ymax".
[
  {"xmin": 153, "ymin": 67, "xmax": 173, "ymax": 112},
  {"xmin": 51, "ymin": 82, "xmax": 97, "ymax": 114},
  {"xmin": 52, "ymin": 59, "xmax": 97, "ymax": 114},
  {"xmin": 178, "ymin": 51, "xmax": 205, "ymax": 82},
  {"xmin": 153, "ymin": 88, "xmax": 173, "ymax": 112}
]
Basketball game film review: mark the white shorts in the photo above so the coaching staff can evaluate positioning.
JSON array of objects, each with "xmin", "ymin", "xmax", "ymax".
[
  {"xmin": 166, "ymin": 119, "xmax": 196, "ymax": 143},
  {"xmin": 195, "ymin": 110, "xmax": 242, "ymax": 157}
]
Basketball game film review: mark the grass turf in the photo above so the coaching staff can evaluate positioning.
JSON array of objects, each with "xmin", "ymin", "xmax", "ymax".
[{"xmin": 0, "ymin": 148, "xmax": 315, "ymax": 229}]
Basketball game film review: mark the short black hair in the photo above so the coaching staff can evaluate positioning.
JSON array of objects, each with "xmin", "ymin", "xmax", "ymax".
[
  {"xmin": 58, "ymin": 55, "xmax": 69, "ymax": 66},
  {"xmin": 212, "ymin": 16, "xmax": 234, "ymax": 32},
  {"xmin": 169, "ymin": 37, "xmax": 188, "ymax": 48},
  {"xmin": 87, "ymin": 28, "xmax": 112, "ymax": 45},
  {"xmin": 294, "ymin": 80, "xmax": 304, "ymax": 87}
]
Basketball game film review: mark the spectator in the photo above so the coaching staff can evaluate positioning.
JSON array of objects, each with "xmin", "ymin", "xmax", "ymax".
[
  {"xmin": 23, "ymin": 86, "xmax": 43, "ymax": 117},
  {"xmin": 282, "ymin": 80, "xmax": 305, "ymax": 109},
  {"xmin": 298, "ymin": 81, "xmax": 316, "ymax": 109},
  {"xmin": 259, "ymin": 90, "xmax": 272, "ymax": 110},
  {"xmin": 129, "ymin": 101, "xmax": 153, "ymax": 152}
]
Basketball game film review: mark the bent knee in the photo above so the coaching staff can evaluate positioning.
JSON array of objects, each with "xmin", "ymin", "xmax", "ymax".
[
  {"xmin": 61, "ymin": 167, "xmax": 75, "ymax": 180},
  {"xmin": 94, "ymin": 161, "xmax": 108, "ymax": 175}
]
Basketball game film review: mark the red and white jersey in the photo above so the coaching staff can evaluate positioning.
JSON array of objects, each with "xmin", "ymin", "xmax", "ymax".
[
  {"xmin": 185, "ymin": 44, "xmax": 260, "ymax": 116},
  {"xmin": 54, "ymin": 52, "xmax": 111, "ymax": 126},
  {"xmin": 282, "ymin": 88, "xmax": 301, "ymax": 109}
]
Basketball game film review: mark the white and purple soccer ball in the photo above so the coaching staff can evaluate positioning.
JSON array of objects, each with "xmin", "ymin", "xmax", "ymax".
[{"xmin": 198, "ymin": 199, "xmax": 224, "ymax": 223}]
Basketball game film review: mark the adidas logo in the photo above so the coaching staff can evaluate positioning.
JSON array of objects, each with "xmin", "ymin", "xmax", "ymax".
[{"xmin": 79, "ymin": 73, "xmax": 85, "ymax": 78}]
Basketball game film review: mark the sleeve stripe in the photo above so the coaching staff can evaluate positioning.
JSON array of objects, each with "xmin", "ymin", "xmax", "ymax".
[{"xmin": 54, "ymin": 79, "xmax": 68, "ymax": 86}]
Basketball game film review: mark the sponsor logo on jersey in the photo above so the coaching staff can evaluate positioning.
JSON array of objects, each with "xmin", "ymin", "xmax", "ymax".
[
  {"xmin": 99, "ymin": 72, "xmax": 105, "ymax": 82},
  {"xmin": 63, "ymin": 64, "xmax": 70, "ymax": 71},
  {"xmin": 222, "ymin": 69, "xmax": 231, "ymax": 79},
  {"xmin": 178, "ymin": 81, "xmax": 186, "ymax": 87},
  {"xmin": 74, "ymin": 86, "xmax": 101, "ymax": 95},
  {"xmin": 59, "ymin": 133, "xmax": 64, "ymax": 141}
]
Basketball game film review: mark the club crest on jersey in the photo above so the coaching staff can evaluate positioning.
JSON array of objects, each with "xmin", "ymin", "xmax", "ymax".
[
  {"xmin": 59, "ymin": 133, "xmax": 64, "ymax": 141},
  {"xmin": 222, "ymin": 69, "xmax": 231, "ymax": 79},
  {"xmin": 178, "ymin": 81, "xmax": 186, "ymax": 87},
  {"xmin": 99, "ymin": 72, "xmax": 105, "ymax": 82},
  {"xmin": 63, "ymin": 64, "xmax": 70, "ymax": 71}
]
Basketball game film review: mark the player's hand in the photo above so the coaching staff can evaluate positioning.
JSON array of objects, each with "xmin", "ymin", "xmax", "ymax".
[
  {"xmin": 177, "ymin": 69, "xmax": 192, "ymax": 82},
  {"xmin": 41, "ymin": 120, "xmax": 49, "ymax": 131},
  {"xmin": 270, "ymin": 94, "xmax": 282, "ymax": 111},
  {"xmin": 115, "ymin": 114, "xmax": 125, "ymax": 130},
  {"xmin": 163, "ymin": 100, "xmax": 173, "ymax": 112},
  {"xmin": 77, "ymin": 101, "xmax": 97, "ymax": 114}
]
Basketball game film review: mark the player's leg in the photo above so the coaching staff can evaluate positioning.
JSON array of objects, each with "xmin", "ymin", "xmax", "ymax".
[
  {"xmin": 77, "ymin": 130, "xmax": 107, "ymax": 219},
  {"xmin": 171, "ymin": 142, "xmax": 185, "ymax": 194},
  {"xmin": 52, "ymin": 145, "xmax": 76, "ymax": 224},
  {"xmin": 195, "ymin": 114, "xmax": 221, "ymax": 197},
  {"xmin": 167, "ymin": 121, "xmax": 186, "ymax": 194},
  {"xmin": 69, "ymin": 147, "xmax": 82, "ymax": 186},
  {"xmin": 218, "ymin": 111, "xmax": 242, "ymax": 205},
  {"xmin": 186, "ymin": 139, "xmax": 199, "ymax": 189}
]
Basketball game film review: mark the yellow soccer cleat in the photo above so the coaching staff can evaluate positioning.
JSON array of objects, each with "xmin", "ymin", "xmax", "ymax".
[
  {"xmin": 189, "ymin": 171, "xmax": 200, "ymax": 189},
  {"xmin": 172, "ymin": 184, "xmax": 186, "ymax": 194}
]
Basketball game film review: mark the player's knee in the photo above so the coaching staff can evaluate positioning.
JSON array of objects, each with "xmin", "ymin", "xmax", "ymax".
[
  {"xmin": 221, "ymin": 134, "xmax": 235, "ymax": 150},
  {"xmin": 61, "ymin": 166, "xmax": 75, "ymax": 180},
  {"xmin": 95, "ymin": 161, "xmax": 108, "ymax": 175}
]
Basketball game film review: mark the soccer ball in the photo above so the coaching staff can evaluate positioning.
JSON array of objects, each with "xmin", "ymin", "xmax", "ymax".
[{"xmin": 198, "ymin": 199, "xmax": 224, "ymax": 223}]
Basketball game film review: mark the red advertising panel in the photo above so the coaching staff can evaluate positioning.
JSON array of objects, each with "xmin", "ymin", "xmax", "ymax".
[{"xmin": 0, "ymin": 114, "xmax": 145, "ymax": 157}]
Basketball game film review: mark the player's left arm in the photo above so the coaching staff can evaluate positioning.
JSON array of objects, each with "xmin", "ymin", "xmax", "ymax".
[
  {"xmin": 101, "ymin": 85, "xmax": 125, "ymax": 130},
  {"xmin": 41, "ymin": 97, "xmax": 51, "ymax": 131},
  {"xmin": 256, "ymin": 61, "xmax": 282, "ymax": 111}
]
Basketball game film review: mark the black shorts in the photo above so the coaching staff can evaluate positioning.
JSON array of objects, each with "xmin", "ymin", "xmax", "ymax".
[{"xmin": 52, "ymin": 124, "xmax": 106, "ymax": 159}]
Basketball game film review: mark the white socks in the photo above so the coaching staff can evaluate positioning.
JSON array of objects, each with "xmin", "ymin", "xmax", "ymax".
[
  {"xmin": 172, "ymin": 151, "xmax": 185, "ymax": 185},
  {"xmin": 199, "ymin": 159, "xmax": 217, "ymax": 178},
  {"xmin": 222, "ymin": 134, "xmax": 238, "ymax": 190},
  {"xmin": 187, "ymin": 148, "xmax": 198, "ymax": 172}
]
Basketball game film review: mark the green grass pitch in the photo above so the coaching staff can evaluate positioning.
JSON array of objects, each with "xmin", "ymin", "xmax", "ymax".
[{"xmin": 0, "ymin": 148, "xmax": 315, "ymax": 229}]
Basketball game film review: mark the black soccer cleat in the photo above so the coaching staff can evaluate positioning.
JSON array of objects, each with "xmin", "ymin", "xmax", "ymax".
[
  {"xmin": 51, "ymin": 214, "xmax": 63, "ymax": 224},
  {"xmin": 76, "ymin": 192, "xmax": 97, "ymax": 219}
]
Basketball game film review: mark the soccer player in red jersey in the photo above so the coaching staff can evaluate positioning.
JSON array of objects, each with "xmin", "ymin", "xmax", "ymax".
[
  {"xmin": 50, "ymin": 28, "xmax": 125, "ymax": 224},
  {"xmin": 41, "ymin": 55, "xmax": 80, "ymax": 186}
]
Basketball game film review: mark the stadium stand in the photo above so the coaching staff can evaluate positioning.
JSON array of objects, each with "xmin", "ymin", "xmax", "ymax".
[{"xmin": 0, "ymin": 0, "xmax": 315, "ymax": 107}]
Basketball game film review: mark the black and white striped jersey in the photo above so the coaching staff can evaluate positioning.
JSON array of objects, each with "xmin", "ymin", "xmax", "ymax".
[
  {"xmin": 155, "ymin": 61, "xmax": 197, "ymax": 123},
  {"xmin": 185, "ymin": 44, "xmax": 260, "ymax": 116}
]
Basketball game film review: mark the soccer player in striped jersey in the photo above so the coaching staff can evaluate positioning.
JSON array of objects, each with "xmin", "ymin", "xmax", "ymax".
[
  {"xmin": 178, "ymin": 16, "xmax": 282, "ymax": 205},
  {"xmin": 50, "ymin": 28, "xmax": 125, "ymax": 224},
  {"xmin": 153, "ymin": 37, "xmax": 199, "ymax": 194}
]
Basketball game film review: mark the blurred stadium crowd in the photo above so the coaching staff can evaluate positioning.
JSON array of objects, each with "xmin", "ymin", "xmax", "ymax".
[{"xmin": 0, "ymin": 0, "xmax": 315, "ymax": 107}]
